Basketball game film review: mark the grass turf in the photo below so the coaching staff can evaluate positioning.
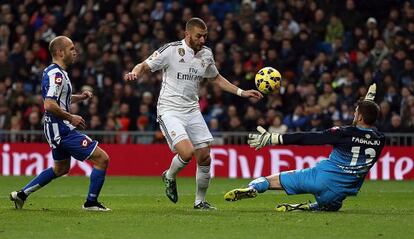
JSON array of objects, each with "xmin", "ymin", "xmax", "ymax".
[{"xmin": 0, "ymin": 176, "xmax": 413, "ymax": 239}]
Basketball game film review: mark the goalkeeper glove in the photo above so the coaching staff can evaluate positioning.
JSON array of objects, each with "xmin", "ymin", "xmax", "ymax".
[
  {"xmin": 365, "ymin": 83, "xmax": 376, "ymax": 101},
  {"xmin": 247, "ymin": 126, "xmax": 283, "ymax": 150}
]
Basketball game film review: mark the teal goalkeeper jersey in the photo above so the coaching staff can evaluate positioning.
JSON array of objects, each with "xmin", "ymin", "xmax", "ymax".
[{"xmin": 282, "ymin": 126, "xmax": 386, "ymax": 195}]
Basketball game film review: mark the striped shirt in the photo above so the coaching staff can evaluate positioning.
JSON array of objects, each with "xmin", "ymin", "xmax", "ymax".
[{"xmin": 41, "ymin": 63, "xmax": 75, "ymax": 148}]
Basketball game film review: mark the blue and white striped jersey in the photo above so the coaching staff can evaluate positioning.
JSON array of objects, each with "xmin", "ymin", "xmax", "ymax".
[{"xmin": 41, "ymin": 63, "xmax": 75, "ymax": 147}]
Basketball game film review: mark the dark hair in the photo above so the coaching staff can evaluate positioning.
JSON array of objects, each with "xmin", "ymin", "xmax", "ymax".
[
  {"xmin": 185, "ymin": 17, "xmax": 207, "ymax": 31},
  {"xmin": 357, "ymin": 100, "xmax": 380, "ymax": 125}
]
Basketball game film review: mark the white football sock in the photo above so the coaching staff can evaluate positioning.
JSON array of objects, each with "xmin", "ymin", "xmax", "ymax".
[
  {"xmin": 166, "ymin": 154, "xmax": 188, "ymax": 179},
  {"xmin": 195, "ymin": 164, "xmax": 211, "ymax": 205}
]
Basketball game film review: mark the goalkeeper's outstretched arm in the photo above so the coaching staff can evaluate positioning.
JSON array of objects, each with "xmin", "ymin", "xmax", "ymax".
[
  {"xmin": 281, "ymin": 130, "xmax": 342, "ymax": 145},
  {"xmin": 248, "ymin": 126, "xmax": 343, "ymax": 150}
]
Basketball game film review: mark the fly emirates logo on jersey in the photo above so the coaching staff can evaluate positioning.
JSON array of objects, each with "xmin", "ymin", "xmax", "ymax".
[{"xmin": 176, "ymin": 67, "xmax": 203, "ymax": 81}]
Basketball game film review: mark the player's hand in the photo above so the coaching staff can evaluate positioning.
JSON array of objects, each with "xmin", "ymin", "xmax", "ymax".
[
  {"xmin": 241, "ymin": 90, "xmax": 263, "ymax": 100},
  {"xmin": 124, "ymin": 72, "xmax": 137, "ymax": 82},
  {"xmin": 247, "ymin": 126, "xmax": 281, "ymax": 150},
  {"xmin": 69, "ymin": 114, "xmax": 86, "ymax": 130},
  {"xmin": 81, "ymin": 90, "xmax": 93, "ymax": 101},
  {"xmin": 365, "ymin": 83, "xmax": 376, "ymax": 101}
]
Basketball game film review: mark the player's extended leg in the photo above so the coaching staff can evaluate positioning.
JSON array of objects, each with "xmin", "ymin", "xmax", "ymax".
[
  {"xmin": 224, "ymin": 174, "xmax": 281, "ymax": 201},
  {"xmin": 162, "ymin": 139, "xmax": 194, "ymax": 203},
  {"xmin": 224, "ymin": 177, "xmax": 267, "ymax": 201},
  {"xmin": 224, "ymin": 174, "xmax": 313, "ymax": 211},
  {"xmin": 82, "ymin": 146, "xmax": 110, "ymax": 211},
  {"xmin": 10, "ymin": 159, "xmax": 70, "ymax": 209},
  {"xmin": 193, "ymin": 146, "xmax": 216, "ymax": 210},
  {"xmin": 275, "ymin": 169, "xmax": 321, "ymax": 212}
]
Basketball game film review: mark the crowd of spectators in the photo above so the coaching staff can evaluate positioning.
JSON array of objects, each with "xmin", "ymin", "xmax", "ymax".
[{"xmin": 1, "ymin": 0, "xmax": 414, "ymax": 144}]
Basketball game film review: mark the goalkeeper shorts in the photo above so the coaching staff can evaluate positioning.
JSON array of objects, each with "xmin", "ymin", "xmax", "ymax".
[{"xmin": 280, "ymin": 166, "xmax": 346, "ymax": 211}]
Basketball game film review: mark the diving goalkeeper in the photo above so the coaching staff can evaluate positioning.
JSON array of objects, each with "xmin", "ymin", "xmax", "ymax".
[{"xmin": 224, "ymin": 84, "xmax": 385, "ymax": 211}]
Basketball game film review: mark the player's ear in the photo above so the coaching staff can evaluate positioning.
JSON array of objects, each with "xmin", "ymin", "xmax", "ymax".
[
  {"xmin": 358, "ymin": 113, "xmax": 364, "ymax": 123},
  {"xmin": 58, "ymin": 48, "xmax": 64, "ymax": 58}
]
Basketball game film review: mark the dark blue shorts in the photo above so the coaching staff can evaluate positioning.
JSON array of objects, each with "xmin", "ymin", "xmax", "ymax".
[{"xmin": 51, "ymin": 130, "xmax": 98, "ymax": 161}]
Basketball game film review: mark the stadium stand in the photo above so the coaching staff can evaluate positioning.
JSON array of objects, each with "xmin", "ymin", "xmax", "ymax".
[{"xmin": 0, "ymin": 0, "xmax": 413, "ymax": 144}]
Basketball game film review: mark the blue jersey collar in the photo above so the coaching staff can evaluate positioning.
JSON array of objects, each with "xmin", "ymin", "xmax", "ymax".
[{"xmin": 356, "ymin": 126, "xmax": 373, "ymax": 131}]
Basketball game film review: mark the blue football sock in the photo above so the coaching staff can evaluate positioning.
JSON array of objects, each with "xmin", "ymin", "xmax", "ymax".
[
  {"xmin": 23, "ymin": 167, "xmax": 57, "ymax": 195},
  {"xmin": 248, "ymin": 177, "xmax": 270, "ymax": 193},
  {"xmin": 87, "ymin": 168, "xmax": 106, "ymax": 202}
]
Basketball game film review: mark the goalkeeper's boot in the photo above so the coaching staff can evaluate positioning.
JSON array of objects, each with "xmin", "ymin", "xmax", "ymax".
[
  {"xmin": 82, "ymin": 200, "xmax": 111, "ymax": 212},
  {"xmin": 9, "ymin": 190, "xmax": 27, "ymax": 209},
  {"xmin": 162, "ymin": 170, "xmax": 178, "ymax": 203},
  {"xmin": 224, "ymin": 187, "xmax": 258, "ymax": 201},
  {"xmin": 275, "ymin": 202, "xmax": 311, "ymax": 212},
  {"xmin": 194, "ymin": 201, "xmax": 217, "ymax": 210}
]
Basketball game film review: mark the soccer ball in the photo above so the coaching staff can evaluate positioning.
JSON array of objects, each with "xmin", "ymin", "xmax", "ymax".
[{"xmin": 255, "ymin": 67, "xmax": 282, "ymax": 94}]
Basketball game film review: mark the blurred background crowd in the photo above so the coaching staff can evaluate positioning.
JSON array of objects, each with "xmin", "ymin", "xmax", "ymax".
[{"xmin": 0, "ymin": 0, "xmax": 414, "ymax": 144}]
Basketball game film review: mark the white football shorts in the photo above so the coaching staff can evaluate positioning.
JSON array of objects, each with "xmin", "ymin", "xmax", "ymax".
[{"xmin": 157, "ymin": 110, "xmax": 213, "ymax": 152}]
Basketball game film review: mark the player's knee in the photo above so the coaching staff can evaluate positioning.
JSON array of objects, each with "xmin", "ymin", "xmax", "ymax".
[
  {"xmin": 53, "ymin": 166, "xmax": 70, "ymax": 177},
  {"xmin": 179, "ymin": 149, "xmax": 194, "ymax": 162},
  {"xmin": 195, "ymin": 146, "xmax": 211, "ymax": 166},
  {"xmin": 98, "ymin": 150, "xmax": 110, "ymax": 170},
  {"xmin": 197, "ymin": 154, "xmax": 211, "ymax": 166}
]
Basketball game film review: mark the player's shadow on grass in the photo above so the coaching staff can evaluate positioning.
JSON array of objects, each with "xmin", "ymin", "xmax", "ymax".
[
  {"xmin": 130, "ymin": 207, "xmax": 277, "ymax": 215},
  {"xmin": 5, "ymin": 208, "xmax": 113, "ymax": 216}
]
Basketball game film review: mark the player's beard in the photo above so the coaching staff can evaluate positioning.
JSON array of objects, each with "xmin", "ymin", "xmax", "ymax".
[
  {"xmin": 63, "ymin": 53, "xmax": 75, "ymax": 66},
  {"xmin": 189, "ymin": 37, "xmax": 202, "ymax": 51}
]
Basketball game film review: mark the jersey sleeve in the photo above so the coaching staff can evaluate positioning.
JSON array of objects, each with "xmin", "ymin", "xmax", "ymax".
[
  {"xmin": 145, "ymin": 44, "xmax": 172, "ymax": 72},
  {"xmin": 45, "ymin": 72, "xmax": 64, "ymax": 101},
  {"xmin": 282, "ymin": 127, "xmax": 344, "ymax": 145},
  {"xmin": 204, "ymin": 54, "xmax": 219, "ymax": 79}
]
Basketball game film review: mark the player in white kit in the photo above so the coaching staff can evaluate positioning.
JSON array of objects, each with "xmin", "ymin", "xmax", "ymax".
[{"xmin": 125, "ymin": 18, "xmax": 263, "ymax": 209}]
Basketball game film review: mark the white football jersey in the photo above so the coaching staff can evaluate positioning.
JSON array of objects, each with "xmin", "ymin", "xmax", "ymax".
[{"xmin": 145, "ymin": 39, "xmax": 219, "ymax": 115}]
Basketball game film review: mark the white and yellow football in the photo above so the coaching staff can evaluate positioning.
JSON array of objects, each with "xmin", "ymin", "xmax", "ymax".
[{"xmin": 254, "ymin": 67, "xmax": 282, "ymax": 94}]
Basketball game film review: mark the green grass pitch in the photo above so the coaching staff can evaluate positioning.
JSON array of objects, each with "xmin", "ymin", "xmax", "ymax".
[{"xmin": 0, "ymin": 176, "xmax": 413, "ymax": 239}]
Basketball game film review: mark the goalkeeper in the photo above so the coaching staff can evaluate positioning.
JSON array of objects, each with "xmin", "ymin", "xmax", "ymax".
[{"xmin": 224, "ymin": 84, "xmax": 385, "ymax": 211}]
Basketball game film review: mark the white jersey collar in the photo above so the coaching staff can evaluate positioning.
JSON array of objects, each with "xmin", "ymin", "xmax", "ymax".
[{"xmin": 182, "ymin": 39, "xmax": 195, "ymax": 56}]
